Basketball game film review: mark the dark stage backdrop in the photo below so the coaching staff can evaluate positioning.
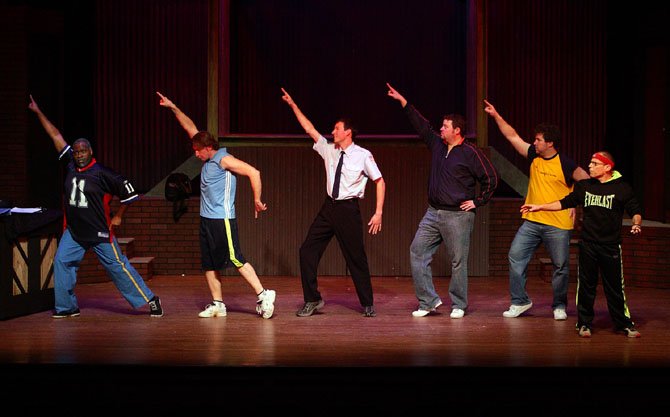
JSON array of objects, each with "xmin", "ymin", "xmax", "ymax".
[
  {"xmin": 486, "ymin": 0, "xmax": 607, "ymax": 172},
  {"xmin": 228, "ymin": 0, "xmax": 467, "ymax": 136},
  {"xmin": 3, "ymin": 1, "xmax": 668, "ymax": 220}
]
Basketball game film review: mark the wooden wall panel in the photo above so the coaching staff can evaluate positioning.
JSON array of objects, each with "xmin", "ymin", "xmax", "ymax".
[{"xmin": 218, "ymin": 141, "xmax": 490, "ymax": 277}]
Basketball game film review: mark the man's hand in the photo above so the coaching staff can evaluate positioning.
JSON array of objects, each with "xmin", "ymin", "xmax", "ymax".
[
  {"xmin": 109, "ymin": 215, "xmax": 122, "ymax": 230},
  {"xmin": 460, "ymin": 200, "xmax": 476, "ymax": 212},
  {"xmin": 483, "ymin": 99, "xmax": 498, "ymax": 118},
  {"xmin": 367, "ymin": 213, "xmax": 382, "ymax": 235},
  {"xmin": 280, "ymin": 87, "xmax": 294, "ymax": 106},
  {"xmin": 28, "ymin": 94, "xmax": 40, "ymax": 113},
  {"xmin": 386, "ymin": 83, "xmax": 407, "ymax": 107},
  {"xmin": 156, "ymin": 91, "xmax": 176, "ymax": 109},
  {"xmin": 520, "ymin": 204, "xmax": 540, "ymax": 214},
  {"xmin": 254, "ymin": 200, "xmax": 268, "ymax": 219}
]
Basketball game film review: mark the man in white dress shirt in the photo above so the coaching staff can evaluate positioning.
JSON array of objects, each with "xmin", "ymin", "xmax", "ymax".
[{"xmin": 281, "ymin": 88, "xmax": 386, "ymax": 318}]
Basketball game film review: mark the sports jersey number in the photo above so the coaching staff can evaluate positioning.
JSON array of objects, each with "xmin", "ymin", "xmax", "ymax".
[
  {"xmin": 69, "ymin": 178, "xmax": 89, "ymax": 208},
  {"xmin": 124, "ymin": 181, "xmax": 135, "ymax": 194}
]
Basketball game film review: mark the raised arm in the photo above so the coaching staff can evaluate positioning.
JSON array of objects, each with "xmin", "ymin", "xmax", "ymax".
[
  {"xmin": 484, "ymin": 100, "xmax": 529, "ymax": 157},
  {"xmin": 28, "ymin": 95, "xmax": 67, "ymax": 152},
  {"xmin": 386, "ymin": 83, "xmax": 407, "ymax": 108},
  {"xmin": 219, "ymin": 155, "xmax": 268, "ymax": 219},
  {"xmin": 156, "ymin": 91, "xmax": 199, "ymax": 139},
  {"xmin": 280, "ymin": 88, "xmax": 320, "ymax": 142}
]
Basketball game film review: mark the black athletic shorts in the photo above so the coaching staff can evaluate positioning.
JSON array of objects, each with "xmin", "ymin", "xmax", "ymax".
[{"xmin": 199, "ymin": 217, "xmax": 246, "ymax": 271}]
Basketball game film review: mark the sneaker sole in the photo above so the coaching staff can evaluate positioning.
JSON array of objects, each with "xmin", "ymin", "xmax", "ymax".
[
  {"xmin": 502, "ymin": 303, "xmax": 533, "ymax": 318},
  {"xmin": 450, "ymin": 310, "xmax": 465, "ymax": 319},
  {"xmin": 52, "ymin": 311, "xmax": 80, "ymax": 319},
  {"xmin": 296, "ymin": 301, "xmax": 324, "ymax": 317},
  {"xmin": 52, "ymin": 313, "xmax": 80, "ymax": 319},
  {"xmin": 412, "ymin": 300, "xmax": 442, "ymax": 317},
  {"xmin": 198, "ymin": 311, "xmax": 227, "ymax": 318},
  {"xmin": 260, "ymin": 291, "xmax": 276, "ymax": 319},
  {"xmin": 262, "ymin": 307, "xmax": 274, "ymax": 319}
]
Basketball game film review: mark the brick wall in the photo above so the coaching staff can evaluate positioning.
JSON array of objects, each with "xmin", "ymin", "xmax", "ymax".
[
  {"xmin": 489, "ymin": 199, "xmax": 670, "ymax": 289},
  {"xmin": 110, "ymin": 198, "xmax": 201, "ymax": 276},
  {"xmin": 108, "ymin": 197, "xmax": 670, "ymax": 288}
]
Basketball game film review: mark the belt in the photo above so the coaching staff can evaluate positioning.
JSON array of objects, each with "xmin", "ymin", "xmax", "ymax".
[{"xmin": 327, "ymin": 196, "xmax": 359, "ymax": 204}]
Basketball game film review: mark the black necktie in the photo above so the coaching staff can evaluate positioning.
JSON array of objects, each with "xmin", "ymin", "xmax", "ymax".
[{"xmin": 332, "ymin": 151, "xmax": 344, "ymax": 199}]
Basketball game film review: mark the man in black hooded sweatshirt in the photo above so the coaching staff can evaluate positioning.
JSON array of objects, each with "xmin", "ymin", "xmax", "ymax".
[{"xmin": 521, "ymin": 151, "xmax": 642, "ymax": 339}]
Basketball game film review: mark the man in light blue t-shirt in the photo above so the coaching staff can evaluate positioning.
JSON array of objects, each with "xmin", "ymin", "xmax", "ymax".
[{"xmin": 158, "ymin": 91, "xmax": 276, "ymax": 319}]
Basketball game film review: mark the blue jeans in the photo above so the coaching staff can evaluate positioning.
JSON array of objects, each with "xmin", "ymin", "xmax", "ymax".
[
  {"xmin": 410, "ymin": 207, "xmax": 475, "ymax": 310},
  {"xmin": 508, "ymin": 220, "xmax": 570, "ymax": 309},
  {"xmin": 54, "ymin": 229, "xmax": 155, "ymax": 313}
]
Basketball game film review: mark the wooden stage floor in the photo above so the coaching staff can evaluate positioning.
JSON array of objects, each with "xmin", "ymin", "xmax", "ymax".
[{"xmin": 1, "ymin": 275, "xmax": 669, "ymax": 413}]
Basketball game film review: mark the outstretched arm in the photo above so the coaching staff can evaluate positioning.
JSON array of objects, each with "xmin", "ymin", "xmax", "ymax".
[
  {"xmin": 156, "ymin": 91, "xmax": 199, "ymax": 139},
  {"xmin": 28, "ymin": 95, "xmax": 67, "ymax": 152},
  {"xmin": 220, "ymin": 155, "xmax": 268, "ymax": 219},
  {"xmin": 483, "ymin": 99, "xmax": 529, "ymax": 157},
  {"xmin": 368, "ymin": 178, "xmax": 385, "ymax": 235},
  {"xmin": 520, "ymin": 200, "xmax": 563, "ymax": 213},
  {"xmin": 386, "ymin": 83, "xmax": 407, "ymax": 108},
  {"xmin": 280, "ymin": 88, "xmax": 320, "ymax": 143}
]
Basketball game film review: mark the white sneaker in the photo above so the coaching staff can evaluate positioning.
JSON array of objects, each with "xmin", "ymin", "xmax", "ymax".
[
  {"xmin": 502, "ymin": 302, "xmax": 533, "ymax": 318},
  {"xmin": 553, "ymin": 308, "xmax": 567, "ymax": 321},
  {"xmin": 411, "ymin": 300, "xmax": 443, "ymax": 317},
  {"xmin": 256, "ymin": 289, "xmax": 276, "ymax": 319},
  {"xmin": 198, "ymin": 302, "xmax": 227, "ymax": 318},
  {"xmin": 450, "ymin": 308, "xmax": 465, "ymax": 319}
]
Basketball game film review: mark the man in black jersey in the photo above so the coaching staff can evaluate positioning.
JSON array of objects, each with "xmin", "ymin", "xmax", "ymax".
[
  {"xmin": 29, "ymin": 95, "xmax": 163, "ymax": 318},
  {"xmin": 521, "ymin": 151, "xmax": 642, "ymax": 338}
]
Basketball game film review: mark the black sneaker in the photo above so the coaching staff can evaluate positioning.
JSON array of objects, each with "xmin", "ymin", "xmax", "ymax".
[
  {"xmin": 52, "ymin": 309, "xmax": 80, "ymax": 319},
  {"xmin": 363, "ymin": 305, "xmax": 376, "ymax": 318},
  {"xmin": 623, "ymin": 327, "xmax": 641, "ymax": 338},
  {"xmin": 296, "ymin": 300, "xmax": 324, "ymax": 317},
  {"xmin": 149, "ymin": 296, "xmax": 163, "ymax": 317}
]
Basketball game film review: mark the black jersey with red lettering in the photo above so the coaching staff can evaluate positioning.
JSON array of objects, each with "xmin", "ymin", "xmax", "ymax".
[{"xmin": 58, "ymin": 145, "xmax": 139, "ymax": 243}]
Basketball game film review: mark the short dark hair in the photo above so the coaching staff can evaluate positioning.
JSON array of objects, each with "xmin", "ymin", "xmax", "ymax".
[
  {"xmin": 73, "ymin": 138, "xmax": 92, "ymax": 150},
  {"xmin": 443, "ymin": 114, "xmax": 466, "ymax": 135},
  {"xmin": 192, "ymin": 131, "xmax": 219, "ymax": 150},
  {"xmin": 336, "ymin": 117, "xmax": 357, "ymax": 139},
  {"xmin": 535, "ymin": 123, "xmax": 561, "ymax": 148}
]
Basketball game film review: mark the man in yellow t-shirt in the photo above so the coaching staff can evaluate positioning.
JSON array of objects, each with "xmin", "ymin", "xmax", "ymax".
[{"xmin": 485, "ymin": 100, "xmax": 589, "ymax": 320}]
